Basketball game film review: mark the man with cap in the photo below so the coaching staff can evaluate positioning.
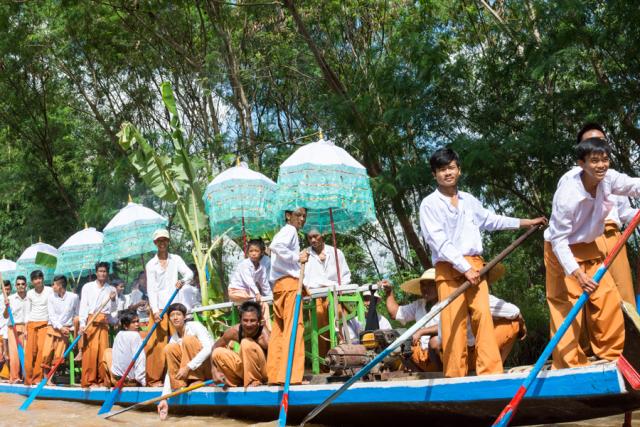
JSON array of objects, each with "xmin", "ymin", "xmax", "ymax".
[
  {"xmin": 145, "ymin": 228, "xmax": 192, "ymax": 387},
  {"xmin": 381, "ymin": 267, "xmax": 525, "ymax": 372}
]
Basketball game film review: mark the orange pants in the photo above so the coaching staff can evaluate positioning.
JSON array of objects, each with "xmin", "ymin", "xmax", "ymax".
[
  {"xmin": 211, "ymin": 338, "xmax": 268, "ymax": 387},
  {"xmin": 81, "ymin": 314, "xmax": 110, "ymax": 387},
  {"xmin": 164, "ymin": 335, "xmax": 211, "ymax": 389},
  {"xmin": 266, "ymin": 276, "xmax": 304, "ymax": 385},
  {"xmin": 435, "ymin": 256, "xmax": 502, "ymax": 377},
  {"xmin": 145, "ymin": 315, "xmax": 172, "ymax": 385},
  {"xmin": 596, "ymin": 222, "xmax": 636, "ymax": 309},
  {"xmin": 99, "ymin": 348, "xmax": 142, "ymax": 387},
  {"xmin": 42, "ymin": 326, "xmax": 67, "ymax": 369},
  {"xmin": 25, "ymin": 321, "xmax": 48, "ymax": 385},
  {"xmin": 8, "ymin": 324, "xmax": 25, "ymax": 383},
  {"xmin": 228, "ymin": 288, "xmax": 272, "ymax": 332},
  {"xmin": 544, "ymin": 241, "xmax": 625, "ymax": 369}
]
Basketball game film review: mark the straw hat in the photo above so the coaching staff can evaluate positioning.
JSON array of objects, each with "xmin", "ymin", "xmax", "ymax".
[{"xmin": 400, "ymin": 264, "xmax": 506, "ymax": 296}]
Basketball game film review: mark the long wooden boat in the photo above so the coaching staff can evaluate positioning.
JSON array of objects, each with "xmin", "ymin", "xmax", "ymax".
[{"xmin": 2, "ymin": 304, "xmax": 640, "ymax": 426}]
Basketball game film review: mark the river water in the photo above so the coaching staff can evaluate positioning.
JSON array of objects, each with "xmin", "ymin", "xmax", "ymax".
[{"xmin": 0, "ymin": 393, "xmax": 636, "ymax": 426}]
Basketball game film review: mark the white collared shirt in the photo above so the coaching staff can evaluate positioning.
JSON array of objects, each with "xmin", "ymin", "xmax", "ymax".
[
  {"xmin": 125, "ymin": 288, "xmax": 149, "ymax": 321},
  {"xmin": 177, "ymin": 284, "xmax": 201, "ymax": 313},
  {"xmin": 545, "ymin": 168, "xmax": 640, "ymax": 275},
  {"xmin": 162, "ymin": 321, "xmax": 213, "ymax": 395},
  {"xmin": 229, "ymin": 256, "xmax": 272, "ymax": 297},
  {"xmin": 419, "ymin": 189, "xmax": 520, "ymax": 274},
  {"xmin": 396, "ymin": 295, "xmax": 520, "ymax": 349},
  {"xmin": 269, "ymin": 224, "xmax": 301, "ymax": 282},
  {"xmin": 146, "ymin": 253, "xmax": 194, "ymax": 314},
  {"xmin": 303, "ymin": 244, "xmax": 351, "ymax": 289},
  {"xmin": 6, "ymin": 293, "xmax": 28, "ymax": 324},
  {"xmin": 78, "ymin": 281, "xmax": 118, "ymax": 327},
  {"xmin": 47, "ymin": 291, "xmax": 79, "ymax": 330},
  {"xmin": 25, "ymin": 286, "xmax": 54, "ymax": 323},
  {"xmin": 111, "ymin": 330, "xmax": 146, "ymax": 386}
]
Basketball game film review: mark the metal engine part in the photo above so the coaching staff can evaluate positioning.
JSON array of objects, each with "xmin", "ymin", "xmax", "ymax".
[{"xmin": 325, "ymin": 344, "xmax": 369, "ymax": 376}]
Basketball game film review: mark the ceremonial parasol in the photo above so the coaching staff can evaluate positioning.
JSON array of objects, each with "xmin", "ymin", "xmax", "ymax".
[
  {"xmin": 0, "ymin": 258, "xmax": 17, "ymax": 284},
  {"xmin": 15, "ymin": 242, "xmax": 58, "ymax": 284},
  {"xmin": 54, "ymin": 226, "xmax": 104, "ymax": 278},
  {"xmin": 100, "ymin": 201, "xmax": 168, "ymax": 262},
  {"xmin": 275, "ymin": 134, "xmax": 376, "ymax": 341},
  {"xmin": 203, "ymin": 161, "xmax": 277, "ymax": 252}
]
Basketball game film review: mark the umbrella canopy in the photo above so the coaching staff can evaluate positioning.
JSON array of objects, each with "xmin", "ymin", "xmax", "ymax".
[
  {"xmin": 0, "ymin": 258, "xmax": 17, "ymax": 283},
  {"xmin": 275, "ymin": 137, "xmax": 376, "ymax": 233},
  {"xmin": 203, "ymin": 162, "xmax": 278, "ymax": 238},
  {"xmin": 55, "ymin": 227, "xmax": 104, "ymax": 277},
  {"xmin": 16, "ymin": 242, "xmax": 58, "ymax": 284},
  {"xmin": 100, "ymin": 202, "xmax": 168, "ymax": 262}
]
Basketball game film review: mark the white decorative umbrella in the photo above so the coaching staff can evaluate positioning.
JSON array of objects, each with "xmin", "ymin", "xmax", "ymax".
[
  {"xmin": 0, "ymin": 258, "xmax": 17, "ymax": 283},
  {"xmin": 15, "ymin": 242, "xmax": 58, "ymax": 284},
  {"xmin": 203, "ymin": 161, "xmax": 278, "ymax": 250},
  {"xmin": 100, "ymin": 201, "xmax": 168, "ymax": 262},
  {"xmin": 55, "ymin": 227, "xmax": 104, "ymax": 277}
]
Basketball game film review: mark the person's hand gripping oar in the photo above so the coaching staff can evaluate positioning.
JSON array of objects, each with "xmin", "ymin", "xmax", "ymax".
[
  {"xmin": 0, "ymin": 272, "xmax": 26, "ymax": 380},
  {"xmin": 492, "ymin": 211, "xmax": 640, "ymax": 427},
  {"xmin": 98, "ymin": 282, "xmax": 183, "ymax": 415},
  {"xmin": 20, "ymin": 294, "xmax": 113, "ymax": 411},
  {"xmin": 299, "ymin": 224, "xmax": 543, "ymax": 427}
]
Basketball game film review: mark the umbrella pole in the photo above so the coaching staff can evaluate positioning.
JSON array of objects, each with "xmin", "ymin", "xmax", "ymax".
[
  {"xmin": 329, "ymin": 208, "xmax": 351, "ymax": 344},
  {"xmin": 242, "ymin": 216, "xmax": 247, "ymax": 256}
]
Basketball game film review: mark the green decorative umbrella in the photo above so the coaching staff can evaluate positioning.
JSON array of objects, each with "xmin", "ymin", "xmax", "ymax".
[
  {"xmin": 54, "ymin": 226, "xmax": 104, "ymax": 278},
  {"xmin": 15, "ymin": 242, "xmax": 58, "ymax": 284},
  {"xmin": 100, "ymin": 201, "xmax": 167, "ymax": 262},
  {"xmin": 203, "ymin": 161, "xmax": 278, "ymax": 251}
]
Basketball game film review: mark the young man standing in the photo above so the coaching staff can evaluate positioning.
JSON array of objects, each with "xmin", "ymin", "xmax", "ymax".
[
  {"xmin": 78, "ymin": 262, "xmax": 117, "ymax": 387},
  {"xmin": 3, "ymin": 276, "xmax": 27, "ymax": 383},
  {"xmin": 157, "ymin": 303, "xmax": 213, "ymax": 420},
  {"xmin": 42, "ymin": 275, "xmax": 79, "ymax": 378},
  {"xmin": 145, "ymin": 228, "xmax": 191, "ymax": 387},
  {"xmin": 266, "ymin": 208, "xmax": 308, "ymax": 385},
  {"xmin": 545, "ymin": 137, "xmax": 640, "ymax": 368},
  {"xmin": 211, "ymin": 301, "xmax": 270, "ymax": 388},
  {"xmin": 419, "ymin": 148, "xmax": 545, "ymax": 378},
  {"xmin": 24, "ymin": 270, "xmax": 54, "ymax": 385}
]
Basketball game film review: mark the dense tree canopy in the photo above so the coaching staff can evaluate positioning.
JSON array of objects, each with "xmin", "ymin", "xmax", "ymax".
[{"xmin": 1, "ymin": 0, "xmax": 639, "ymax": 363}]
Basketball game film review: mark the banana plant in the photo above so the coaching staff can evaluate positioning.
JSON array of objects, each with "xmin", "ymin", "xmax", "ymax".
[{"xmin": 117, "ymin": 82, "xmax": 222, "ymax": 307}]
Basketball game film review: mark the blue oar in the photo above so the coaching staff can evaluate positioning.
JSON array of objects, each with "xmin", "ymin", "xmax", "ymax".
[
  {"xmin": 98, "ymin": 286, "xmax": 180, "ymax": 415},
  {"xmin": 20, "ymin": 296, "xmax": 112, "ymax": 411},
  {"xmin": 300, "ymin": 225, "xmax": 542, "ymax": 426},
  {"xmin": 277, "ymin": 263, "xmax": 306, "ymax": 427},
  {"xmin": 492, "ymin": 211, "xmax": 640, "ymax": 427}
]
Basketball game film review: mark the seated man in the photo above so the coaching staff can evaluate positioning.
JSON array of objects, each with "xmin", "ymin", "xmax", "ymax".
[
  {"xmin": 100, "ymin": 309, "xmax": 146, "ymax": 387},
  {"xmin": 157, "ymin": 303, "xmax": 213, "ymax": 420},
  {"xmin": 382, "ymin": 268, "xmax": 525, "ymax": 372},
  {"xmin": 211, "ymin": 301, "xmax": 270, "ymax": 388},
  {"xmin": 346, "ymin": 289, "xmax": 393, "ymax": 343}
]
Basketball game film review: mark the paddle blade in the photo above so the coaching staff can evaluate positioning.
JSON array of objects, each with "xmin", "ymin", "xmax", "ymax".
[
  {"xmin": 20, "ymin": 378, "xmax": 48, "ymax": 411},
  {"xmin": 492, "ymin": 385, "xmax": 526, "ymax": 427},
  {"xmin": 98, "ymin": 388, "xmax": 121, "ymax": 415},
  {"xmin": 277, "ymin": 392, "xmax": 289, "ymax": 426}
]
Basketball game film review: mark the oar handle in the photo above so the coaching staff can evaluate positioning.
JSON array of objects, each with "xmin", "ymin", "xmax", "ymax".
[{"xmin": 300, "ymin": 224, "xmax": 543, "ymax": 427}]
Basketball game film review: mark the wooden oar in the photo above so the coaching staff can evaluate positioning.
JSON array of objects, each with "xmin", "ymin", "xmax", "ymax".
[
  {"xmin": 277, "ymin": 262, "xmax": 306, "ymax": 427},
  {"xmin": 300, "ymin": 225, "xmax": 543, "ymax": 426},
  {"xmin": 492, "ymin": 212, "xmax": 640, "ymax": 427},
  {"xmin": 20, "ymin": 294, "xmax": 113, "ymax": 411},
  {"xmin": 98, "ymin": 285, "xmax": 181, "ymax": 415},
  {"xmin": 102, "ymin": 379, "xmax": 225, "ymax": 419},
  {"xmin": 1, "ymin": 273, "xmax": 26, "ymax": 379}
]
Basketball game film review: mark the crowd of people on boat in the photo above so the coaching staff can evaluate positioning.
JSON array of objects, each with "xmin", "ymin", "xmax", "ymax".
[{"xmin": 0, "ymin": 122, "xmax": 637, "ymax": 418}]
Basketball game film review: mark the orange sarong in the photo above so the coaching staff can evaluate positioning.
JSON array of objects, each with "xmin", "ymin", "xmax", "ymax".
[{"xmin": 25, "ymin": 321, "xmax": 48, "ymax": 385}]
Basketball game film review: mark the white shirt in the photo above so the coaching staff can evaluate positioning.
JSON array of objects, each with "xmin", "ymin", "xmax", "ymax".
[
  {"xmin": 229, "ymin": 256, "xmax": 272, "ymax": 297},
  {"xmin": 6, "ymin": 293, "xmax": 28, "ymax": 324},
  {"xmin": 125, "ymin": 288, "xmax": 149, "ymax": 321},
  {"xmin": 111, "ymin": 330, "xmax": 146, "ymax": 386},
  {"xmin": 559, "ymin": 166, "xmax": 638, "ymax": 228},
  {"xmin": 177, "ymin": 284, "xmax": 202, "ymax": 313},
  {"xmin": 545, "ymin": 169, "xmax": 640, "ymax": 275},
  {"xmin": 146, "ymin": 254, "xmax": 194, "ymax": 314},
  {"xmin": 345, "ymin": 314, "xmax": 393, "ymax": 344},
  {"xmin": 269, "ymin": 224, "xmax": 301, "ymax": 282},
  {"xmin": 303, "ymin": 244, "xmax": 351, "ymax": 289},
  {"xmin": 396, "ymin": 295, "xmax": 520, "ymax": 349},
  {"xmin": 115, "ymin": 294, "xmax": 127, "ymax": 312},
  {"xmin": 0, "ymin": 300, "xmax": 7, "ymax": 338},
  {"xmin": 25, "ymin": 286, "xmax": 54, "ymax": 323},
  {"xmin": 162, "ymin": 321, "xmax": 213, "ymax": 395},
  {"xmin": 47, "ymin": 291, "xmax": 79, "ymax": 330},
  {"xmin": 420, "ymin": 190, "xmax": 520, "ymax": 274},
  {"xmin": 78, "ymin": 281, "xmax": 118, "ymax": 328}
]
